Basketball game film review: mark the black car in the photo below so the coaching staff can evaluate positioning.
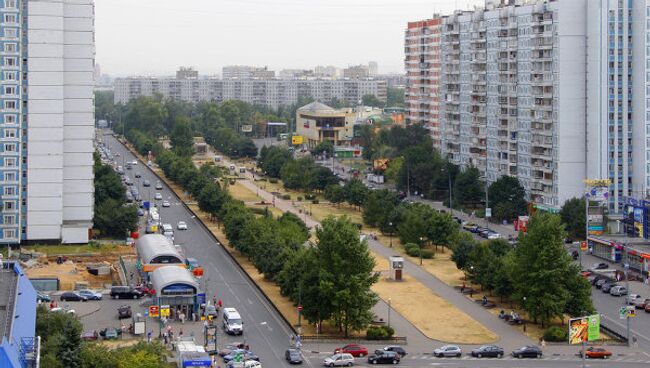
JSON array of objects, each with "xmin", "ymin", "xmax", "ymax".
[
  {"xmin": 512, "ymin": 345, "xmax": 542, "ymax": 359},
  {"xmin": 595, "ymin": 278, "xmax": 609, "ymax": 289},
  {"xmin": 471, "ymin": 345, "xmax": 504, "ymax": 358},
  {"xmin": 602, "ymin": 282, "xmax": 618, "ymax": 293},
  {"xmin": 134, "ymin": 172, "xmax": 141, "ymax": 178},
  {"xmin": 285, "ymin": 348, "xmax": 303, "ymax": 364},
  {"xmin": 368, "ymin": 350, "xmax": 400, "ymax": 365},
  {"xmin": 118, "ymin": 305, "xmax": 132, "ymax": 319},
  {"xmin": 110, "ymin": 286, "xmax": 143, "ymax": 299},
  {"xmin": 591, "ymin": 262, "xmax": 609, "ymax": 270},
  {"xmin": 383, "ymin": 346, "xmax": 407, "ymax": 357},
  {"xmin": 60, "ymin": 292, "xmax": 87, "ymax": 302}
]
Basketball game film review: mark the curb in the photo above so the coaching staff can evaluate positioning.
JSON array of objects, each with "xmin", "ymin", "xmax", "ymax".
[{"xmin": 119, "ymin": 139, "xmax": 298, "ymax": 337}]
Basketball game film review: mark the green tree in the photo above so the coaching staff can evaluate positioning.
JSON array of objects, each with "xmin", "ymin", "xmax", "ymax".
[
  {"xmin": 93, "ymin": 200, "xmax": 138, "ymax": 237},
  {"xmin": 450, "ymin": 233, "xmax": 477, "ymax": 270},
  {"xmin": 363, "ymin": 189, "xmax": 399, "ymax": 228},
  {"xmin": 467, "ymin": 242, "xmax": 499, "ymax": 291},
  {"xmin": 311, "ymin": 140, "xmax": 335, "ymax": 158},
  {"xmin": 325, "ymin": 184, "xmax": 345, "ymax": 207},
  {"xmin": 397, "ymin": 203, "xmax": 435, "ymax": 245},
  {"xmin": 454, "ymin": 166, "xmax": 484, "ymax": 207},
  {"xmin": 258, "ymin": 146, "xmax": 292, "ymax": 178},
  {"xmin": 560, "ymin": 197, "xmax": 586, "ymax": 240},
  {"xmin": 281, "ymin": 157, "xmax": 314, "ymax": 190},
  {"xmin": 426, "ymin": 212, "xmax": 458, "ymax": 248},
  {"xmin": 564, "ymin": 264, "xmax": 595, "ymax": 317},
  {"xmin": 343, "ymin": 178, "xmax": 368, "ymax": 209},
  {"xmin": 362, "ymin": 94, "xmax": 383, "ymax": 108},
  {"xmin": 386, "ymin": 86, "xmax": 405, "ymax": 107},
  {"xmin": 80, "ymin": 344, "xmax": 117, "ymax": 368},
  {"xmin": 308, "ymin": 166, "xmax": 339, "ymax": 192},
  {"xmin": 170, "ymin": 117, "xmax": 195, "ymax": 157},
  {"xmin": 93, "ymin": 153, "xmax": 126, "ymax": 206},
  {"xmin": 198, "ymin": 182, "xmax": 228, "ymax": 216},
  {"xmin": 488, "ymin": 176, "xmax": 527, "ymax": 221},
  {"xmin": 59, "ymin": 320, "xmax": 82, "ymax": 368}
]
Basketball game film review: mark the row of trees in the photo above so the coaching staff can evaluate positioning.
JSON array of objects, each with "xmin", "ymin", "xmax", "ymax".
[
  {"xmin": 92, "ymin": 152, "xmax": 138, "ymax": 237},
  {"xmin": 450, "ymin": 213, "xmax": 593, "ymax": 327},
  {"xmin": 259, "ymin": 146, "xmax": 339, "ymax": 192},
  {"xmin": 37, "ymin": 305, "xmax": 168, "ymax": 368},
  {"xmin": 128, "ymin": 132, "xmax": 379, "ymax": 337}
]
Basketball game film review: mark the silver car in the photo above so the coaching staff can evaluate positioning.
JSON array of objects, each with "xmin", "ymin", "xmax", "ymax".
[
  {"xmin": 434, "ymin": 345, "xmax": 462, "ymax": 358},
  {"xmin": 323, "ymin": 353, "xmax": 354, "ymax": 367}
]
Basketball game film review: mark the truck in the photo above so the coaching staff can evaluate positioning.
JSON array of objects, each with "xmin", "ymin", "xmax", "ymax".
[{"xmin": 367, "ymin": 174, "xmax": 385, "ymax": 184}]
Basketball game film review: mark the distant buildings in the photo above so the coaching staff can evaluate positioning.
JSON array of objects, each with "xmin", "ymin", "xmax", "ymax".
[
  {"xmin": 0, "ymin": 0, "xmax": 95, "ymax": 245},
  {"xmin": 343, "ymin": 65, "xmax": 370, "ymax": 79},
  {"xmin": 115, "ymin": 68, "xmax": 387, "ymax": 109},
  {"xmin": 176, "ymin": 67, "xmax": 198, "ymax": 80},
  {"xmin": 222, "ymin": 65, "xmax": 275, "ymax": 79}
]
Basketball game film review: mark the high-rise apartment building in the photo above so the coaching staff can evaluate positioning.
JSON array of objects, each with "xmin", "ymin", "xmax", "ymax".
[
  {"xmin": 0, "ymin": 0, "xmax": 95, "ymax": 244},
  {"xmin": 222, "ymin": 65, "xmax": 275, "ymax": 79},
  {"xmin": 114, "ymin": 75, "xmax": 387, "ymax": 110},
  {"xmin": 405, "ymin": 18, "xmax": 441, "ymax": 149}
]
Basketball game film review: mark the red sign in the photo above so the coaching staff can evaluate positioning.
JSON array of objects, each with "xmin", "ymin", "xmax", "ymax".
[
  {"xmin": 297, "ymin": 305, "xmax": 303, "ymax": 311},
  {"xmin": 149, "ymin": 305, "xmax": 159, "ymax": 318},
  {"xmin": 580, "ymin": 241, "xmax": 588, "ymax": 251}
]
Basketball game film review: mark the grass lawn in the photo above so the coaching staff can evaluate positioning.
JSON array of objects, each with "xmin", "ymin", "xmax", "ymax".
[
  {"xmin": 228, "ymin": 181, "xmax": 265, "ymax": 203},
  {"xmin": 308, "ymin": 202, "xmax": 363, "ymax": 224}
]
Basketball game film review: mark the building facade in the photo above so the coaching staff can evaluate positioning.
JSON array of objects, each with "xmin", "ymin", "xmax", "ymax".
[
  {"xmin": 405, "ymin": 18, "xmax": 441, "ymax": 149},
  {"xmin": 114, "ymin": 76, "xmax": 387, "ymax": 110},
  {"xmin": 0, "ymin": 0, "xmax": 95, "ymax": 245},
  {"xmin": 222, "ymin": 65, "xmax": 275, "ymax": 79}
]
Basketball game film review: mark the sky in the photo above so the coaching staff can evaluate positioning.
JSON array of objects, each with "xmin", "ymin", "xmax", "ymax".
[{"xmin": 95, "ymin": 0, "xmax": 484, "ymax": 77}]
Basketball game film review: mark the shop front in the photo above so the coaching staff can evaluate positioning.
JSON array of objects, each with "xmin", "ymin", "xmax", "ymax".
[
  {"xmin": 625, "ymin": 248, "xmax": 650, "ymax": 276},
  {"xmin": 151, "ymin": 266, "xmax": 200, "ymax": 321},
  {"xmin": 588, "ymin": 237, "xmax": 622, "ymax": 262}
]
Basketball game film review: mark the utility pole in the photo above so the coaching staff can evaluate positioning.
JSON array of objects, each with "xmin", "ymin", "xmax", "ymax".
[
  {"xmin": 485, "ymin": 178, "xmax": 489, "ymax": 230},
  {"xmin": 448, "ymin": 168, "xmax": 453, "ymax": 216},
  {"xmin": 623, "ymin": 232, "xmax": 630, "ymax": 347}
]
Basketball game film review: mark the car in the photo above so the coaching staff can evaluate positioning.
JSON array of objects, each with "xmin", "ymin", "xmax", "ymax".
[
  {"xmin": 177, "ymin": 221, "xmax": 188, "ymax": 230},
  {"xmin": 37, "ymin": 292, "xmax": 52, "ymax": 302},
  {"xmin": 591, "ymin": 262, "xmax": 609, "ymax": 270},
  {"xmin": 335, "ymin": 344, "xmax": 368, "ymax": 357},
  {"xmin": 471, "ymin": 345, "xmax": 504, "ymax": 358},
  {"xmin": 323, "ymin": 353, "xmax": 354, "ymax": 367},
  {"xmin": 137, "ymin": 208, "xmax": 145, "ymax": 216},
  {"xmin": 134, "ymin": 172, "xmax": 141, "ymax": 178},
  {"xmin": 645, "ymin": 303, "xmax": 650, "ymax": 313},
  {"xmin": 60, "ymin": 291, "xmax": 87, "ymax": 302},
  {"xmin": 143, "ymin": 180, "xmax": 151, "ymax": 187},
  {"xmin": 601, "ymin": 282, "xmax": 618, "ymax": 293},
  {"xmin": 219, "ymin": 343, "xmax": 246, "ymax": 357},
  {"xmin": 81, "ymin": 330, "xmax": 99, "ymax": 341},
  {"xmin": 462, "ymin": 223, "xmax": 478, "ymax": 232},
  {"xmin": 154, "ymin": 192, "xmax": 163, "ymax": 200},
  {"xmin": 110, "ymin": 286, "xmax": 143, "ymax": 299},
  {"xmin": 627, "ymin": 294, "xmax": 642, "ymax": 305},
  {"xmin": 227, "ymin": 360, "xmax": 261, "ymax": 368},
  {"xmin": 134, "ymin": 285, "xmax": 154, "ymax": 296},
  {"xmin": 285, "ymin": 348, "xmax": 303, "ymax": 364},
  {"xmin": 118, "ymin": 305, "xmax": 132, "ymax": 319},
  {"xmin": 610, "ymin": 285, "xmax": 627, "ymax": 296},
  {"xmin": 162, "ymin": 200, "xmax": 170, "ymax": 207},
  {"xmin": 595, "ymin": 278, "xmax": 609, "ymax": 288},
  {"xmin": 155, "ymin": 182, "xmax": 163, "ymax": 190},
  {"xmin": 205, "ymin": 305, "xmax": 218, "ymax": 318},
  {"xmin": 77, "ymin": 289, "xmax": 102, "ymax": 300},
  {"xmin": 433, "ymin": 345, "xmax": 462, "ymax": 358},
  {"xmin": 100, "ymin": 328, "xmax": 121, "ymax": 340},
  {"xmin": 477, "ymin": 228, "xmax": 490, "ymax": 238},
  {"xmin": 223, "ymin": 350, "xmax": 259, "ymax": 363},
  {"xmin": 131, "ymin": 160, "xmax": 138, "ymax": 165},
  {"xmin": 580, "ymin": 347, "xmax": 612, "ymax": 359},
  {"xmin": 634, "ymin": 298, "xmax": 650, "ymax": 309},
  {"xmin": 382, "ymin": 346, "xmax": 406, "ymax": 357},
  {"xmin": 367, "ymin": 350, "xmax": 400, "ymax": 364},
  {"xmin": 50, "ymin": 307, "xmax": 76, "ymax": 314},
  {"xmin": 487, "ymin": 232, "xmax": 501, "ymax": 240},
  {"xmin": 512, "ymin": 345, "xmax": 542, "ymax": 359}
]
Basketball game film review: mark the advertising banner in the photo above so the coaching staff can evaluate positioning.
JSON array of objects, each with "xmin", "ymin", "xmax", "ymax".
[
  {"xmin": 149, "ymin": 305, "xmax": 159, "ymax": 318},
  {"xmin": 569, "ymin": 314, "xmax": 600, "ymax": 344},
  {"xmin": 291, "ymin": 135, "xmax": 303, "ymax": 145},
  {"xmin": 160, "ymin": 305, "xmax": 170, "ymax": 317},
  {"xmin": 241, "ymin": 124, "xmax": 253, "ymax": 133},
  {"xmin": 373, "ymin": 158, "xmax": 389, "ymax": 171}
]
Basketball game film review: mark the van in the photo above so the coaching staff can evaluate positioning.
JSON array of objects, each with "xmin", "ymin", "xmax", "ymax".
[
  {"xmin": 110, "ymin": 286, "xmax": 143, "ymax": 300},
  {"xmin": 223, "ymin": 307, "xmax": 243, "ymax": 335}
]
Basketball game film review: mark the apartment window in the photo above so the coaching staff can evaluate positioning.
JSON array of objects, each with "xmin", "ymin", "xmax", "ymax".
[
  {"xmin": 4, "ymin": 157, "xmax": 16, "ymax": 167},
  {"xmin": 3, "ymin": 129, "xmax": 15, "ymax": 138},
  {"xmin": 4, "ymin": 100, "xmax": 16, "ymax": 109},
  {"xmin": 4, "ymin": 57, "xmax": 16, "ymax": 67},
  {"xmin": 4, "ymin": 43, "xmax": 16, "ymax": 53},
  {"xmin": 3, "ymin": 14, "xmax": 16, "ymax": 24},
  {"xmin": 4, "ymin": 229, "xmax": 16, "ymax": 239},
  {"xmin": 3, "ymin": 172, "xmax": 15, "ymax": 181},
  {"xmin": 3, "ymin": 71, "xmax": 15, "ymax": 81},
  {"xmin": 4, "ymin": 143, "xmax": 16, "ymax": 152},
  {"xmin": 4, "ymin": 201, "xmax": 14, "ymax": 211},
  {"xmin": 3, "ymin": 28, "xmax": 16, "ymax": 39},
  {"xmin": 5, "ymin": 0, "xmax": 16, "ymax": 8},
  {"xmin": 4, "ymin": 86, "xmax": 15, "ymax": 95},
  {"xmin": 4, "ymin": 114, "xmax": 16, "ymax": 124},
  {"xmin": 3, "ymin": 186, "xmax": 15, "ymax": 196},
  {"xmin": 3, "ymin": 215, "xmax": 14, "ymax": 225}
]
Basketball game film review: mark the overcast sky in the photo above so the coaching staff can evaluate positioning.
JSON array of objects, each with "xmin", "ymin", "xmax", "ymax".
[{"xmin": 96, "ymin": 0, "xmax": 484, "ymax": 77}]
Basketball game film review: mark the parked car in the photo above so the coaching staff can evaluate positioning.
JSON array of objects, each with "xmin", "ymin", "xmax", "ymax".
[
  {"xmin": 137, "ymin": 208, "xmax": 145, "ymax": 216},
  {"xmin": 134, "ymin": 285, "xmax": 154, "ymax": 296},
  {"xmin": 645, "ymin": 303, "xmax": 650, "ymax": 313},
  {"xmin": 143, "ymin": 180, "xmax": 151, "ymax": 187},
  {"xmin": 219, "ymin": 343, "xmax": 246, "ymax": 357},
  {"xmin": 77, "ymin": 289, "xmax": 102, "ymax": 300},
  {"xmin": 223, "ymin": 350, "xmax": 259, "ymax": 363},
  {"xmin": 382, "ymin": 346, "xmax": 407, "ymax": 357},
  {"xmin": 285, "ymin": 348, "xmax": 303, "ymax": 364},
  {"xmin": 60, "ymin": 291, "xmax": 87, "ymax": 302},
  {"xmin": 433, "ymin": 345, "xmax": 462, "ymax": 358},
  {"xmin": 177, "ymin": 221, "xmax": 188, "ymax": 230},
  {"xmin": 227, "ymin": 361, "xmax": 261, "ymax": 368},
  {"xmin": 366, "ymin": 350, "xmax": 400, "ymax": 364},
  {"xmin": 335, "ymin": 344, "xmax": 368, "ymax": 357},
  {"xmin": 471, "ymin": 345, "xmax": 504, "ymax": 358},
  {"xmin": 601, "ymin": 282, "xmax": 618, "ymax": 293},
  {"xmin": 512, "ymin": 345, "xmax": 542, "ymax": 359},
  {"xmin": 100, "ymin": 328, "xmax": 121, "ymax": 340},
  {"xmin": 118, "ymin": 305, "xmax": 132, "ymax": 319},
  {"xmin": 37, "ymin": 292, "xmax": 51, "ymax": 302},
  {"xmin": 626, "ymin": 294, "xmax": 642, "ymax": 305},
  {"xmin": 580, "ymin": 347, "xmax": 612, "ymax": 359},
  {"xmin": 591, "ymin": 262, "xmax": 609, "ymax": 270},
  {"xmin": 595, "ymin": 278, "xmax": 609, "ymax": 288},
  {"xmin": 634, "ymin": 298, "xmax": 650, "ymax": 309},
  {"xmin": 110, "ymin": 286, "xmax": 143, "ymax": 299},
  {"xmin": 155, "ymin": 182, "xmax": 163, "ymax": 190},
  {"xmin": 323, "ymin": 353, "xmax": 354, "ymax": 367},
  {"xmin": 610, "ymin": 285, "xmax": 628, "ymax": 296},
  {"xmin": 462, "ymin": 223, "xmax": 478, "ymax": 232},
  {"xmin": 476, "ymin": 228, "xmax": 489, "ymax": 237},
  {"xmin": 81, "ymin": 330, "xmax": 99, "ymax": 341},
  {"xmin": 205, "ymin": 305, "xmax": 218, "ymax": 318},
  {"xmin": 154, "ymin": 192, "xmax": 163, "ymax": 200},
  {"xmin": 487, "ymin": 232, "xmax": 501, "ymax": 240},
  {"xmin": 162, "ymin": 200, "xmax": 171, "ymax": 207}
]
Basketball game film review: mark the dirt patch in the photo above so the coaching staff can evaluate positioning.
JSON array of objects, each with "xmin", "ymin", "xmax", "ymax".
[
  {"xmin": 25, "ymin": 261, "xmax": 115, "ymax": 290},
  {"xmin": 371, "ymin": 252, "xmax": 497, "ymax": 344}
]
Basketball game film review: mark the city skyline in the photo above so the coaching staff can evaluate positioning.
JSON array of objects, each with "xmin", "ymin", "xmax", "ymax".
[{"xmin": 95, "ymin": 0, "xmax": 483, "ymax": 76}]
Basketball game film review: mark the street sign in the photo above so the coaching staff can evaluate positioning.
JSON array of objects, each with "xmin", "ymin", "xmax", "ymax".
[
  {"xmin": 619, "ymin": 307, "xmax": 627, "ymax": 320},
  {"xmin": 485, "ymin": 208, "xmax": 492, "ymax": 218},
  {"xmin": 160, "ymin": 305, "xmax": 170, "ymax": 317},
  {"xmin": 297, "ymin": 305, "xmax": 303, "ymax": 311},
  {"xmin": 627, "ymin": 305, "xmax": 636, "ymax": 318},
  {"xmin": 149, "ymin": 305, "xmax": 159, "ymax": 318},
  {"xmin": 291, "ymin": 135, "xmax": 303, "ymax": 145},
  {"xmin": 580, "ymin": 241, "xmax": 588, "ymax": 251}
]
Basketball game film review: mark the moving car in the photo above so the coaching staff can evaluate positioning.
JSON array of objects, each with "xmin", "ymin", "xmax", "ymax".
[
  {"xmin": 77, "ymin": 289, "xmax": 102, "ymax": 300},
  {"xmin": 580, "ymin": 347, "xmax": 612, "ymax": 359},
  {"xmin": 134, "ymin": 172, "xmax": 141, "ymax": 178},
  {"xmin": 634, "ymin": 297, "xmax": 650, "ymax": 309},
  {"xmin": 37, "ymin": 292, "xmax": 52, "ymax": 302},
  {"xmin": 591, "ymin": 262, "xmax": 609, "ymax": 270},
  {"xmin": 285, "ymin": 348, "xmax": 303, "ymax": 364},
  {"xmin": 367, "ymin": 350, "xmax": 400, "ymax": 364},
  {"xmin": 471, "ymin": 345, "xmax": 504, "ymax": 358},
  {"xmin": 335, "ymin": 344, "xmax": 368, "ymax": 357},
  {"xmin": 610, "ymin": 285, "xmax": 628, "ymax": 296},
  {"xmin": 323, "ymin": 353, "xmax": 354, "ymax": 367},
  {"xmin": 433, "ymin": 345, "xmax": 462, "ymax": 358},
  {"xmin": 223, "ymin": 307, "xmax": 244, "ymax": 335},
  {"xmin": 118, "ymin": 305, "xmax": 132, "ymax": 319},
  {"xmin": 162, "ymin": 200, "xmax": 171, "ymax": 207},
  {"xmin": 155, "ymin": 182, "xmax": 163, "ymax": 190},
  {"xmin": 382, "ymin": 346, "xmax": 406, "ymax": 357},
  {"xmin": 512, "ymin": 345, "xmax": 542, "ymax": 359},
  {"xmin": 137, "ymin": 208, "xmax": 145, "ymax": 217},
  {"xmin": 60, "ymin": 291, "xmax": 87, "ymax": 302},
  {"xmin": 154, "ymin": 192, "xmax": 163, "ymax": 200},
  {"xmin": 177, "ymin": 221, "xmax": 188, "ymax": 230},
  {"xmin": 143, "ymin": 180, "xmax": 151, "ymax": 187}
]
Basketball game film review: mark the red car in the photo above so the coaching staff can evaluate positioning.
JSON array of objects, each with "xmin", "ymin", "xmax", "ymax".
[
  {"xmin": 580, "ymin": 347, "xmax": 612, "ymax": 359},
  {"xmin": 334, "ymin": 344, "xmax": 368, "ymax": 357}
]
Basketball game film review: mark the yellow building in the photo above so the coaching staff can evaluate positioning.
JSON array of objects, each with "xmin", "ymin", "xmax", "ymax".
[{"xmin": 295, "ymin": 102, "xmax": 380, "ymax": 148}]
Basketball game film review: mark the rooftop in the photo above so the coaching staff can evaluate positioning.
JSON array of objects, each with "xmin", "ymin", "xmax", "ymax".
[{"xmin": 0, "ymin": 263, "xmax": 19, "ymax": 340}]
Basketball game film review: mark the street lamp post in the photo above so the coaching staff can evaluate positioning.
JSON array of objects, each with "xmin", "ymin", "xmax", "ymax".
[
  {"xmin": 522, "ymin": 296, "xmax": 527, "ymax": 332},
  {"xmin": 387, "ymin": 297, "xmax": 392, "ymax": 328},
  {"xmin": 389, "ymin": 222, "xmax": 393, "ymax": 248},
  {"xmin": 419, "ymin": 237, "xmax": 425, "ymax": 265}
]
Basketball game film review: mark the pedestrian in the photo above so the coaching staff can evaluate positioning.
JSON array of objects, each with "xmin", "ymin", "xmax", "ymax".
[
  {"xmin": 217, "ymin": 299, "xmax": 222, "ymax": 308},
  {"xmin": 633, "ymin": 335, "xmax": 638, "ymax": 348},
  {"xmin": 540, "ymin": 338, "xmax": 546, "ymax": 348},
  {"xmin": 180, "ymin": 312, "xmax": 185, "ymax": 324},
  {"xmin": 147, "ymin": 330, "xmax": 152, "ymax": 343},
  {"xmin": 289, "ymin": 334, "xmax": 295, "ymax": 347},
  {"xmin": 179, "ymin": 328, "xmax": 184, "ymax": 338},
  {"xmin": 461, "ymin": 282, "xmax": 465, "ymax": 293},
  {"xmin": 163, "ymin": 332, "xmax": 168, "ymax": 345}
]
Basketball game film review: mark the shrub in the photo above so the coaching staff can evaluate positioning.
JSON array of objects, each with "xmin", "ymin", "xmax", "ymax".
[
  {"xmin": 297, "ymin": 196, "xmax": 303, "ymax": 202},
  {"xmin": 250, "ymin": 207, "xmax": 269, "ymax": 215},
  {"xmin": 281, "ymin": 194, "xmax": 291, "ymax": 200},
  {"xmin": 312, "ymin": 199, "xmax": 319, "ymax": 205},
  {"xmin": 366, "ymin": 325, "xmax": 395, "ymax": 340},
  {"xmin": 269, "ymin": 178, "xmax": 278, "ymax": 184},
  {"xmin": 420, "ymin": 249, "xmax": 435, "ymax": 259},
  {"xmin": 404, "ymin": 243, "xmax": 421, "ymax": 257},
  {"xmin": 353, "ymin": 223, "xmax": 363, "ymax": 230},
  {"xmin": 543, "ymin": 326, "xmax": 567, "ymax": 342}
]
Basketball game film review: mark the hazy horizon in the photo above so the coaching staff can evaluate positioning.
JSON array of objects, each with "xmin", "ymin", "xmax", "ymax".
[{"xmin": 96, "ymin": 0, "xmax": 484, "ymax": 77}]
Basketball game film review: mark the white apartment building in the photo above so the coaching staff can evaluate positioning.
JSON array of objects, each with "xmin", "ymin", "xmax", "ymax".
[
  {"xmin": 114, "ymin": 76, "xmax": 387, "ymax": 110},
  {"xmin": 435, "ymin": 0, "xmax": 587, "ymax": 210},
  {"xmin": 0, "ymin": 0, "xmax": 95, "ymax": 245}
]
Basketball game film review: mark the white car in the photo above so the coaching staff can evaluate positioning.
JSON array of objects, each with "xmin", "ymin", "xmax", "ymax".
[
  {"xmin": 162, "ymin": 200, "xmax": 171, "ymax": 207},
  {"xmin": 177, "ymin": 221, "xmax": 188, "ymax": 230},
  {"xmin": 627, "ymin": 294, "xmax": 642, "ymax": 305},
  {"xmin": 487, "ymin": 232, "xmax": 501, "ymax": 240},
  {"xmin": 131, "ymin": 160, "xmax": 138, "ymax": 165},
  {"xmin": 323, "ymin": 353, "xmax": 354, "ymax": 367},
  {"xmin": 154, "ymin": 193, "xmax": 162, "ymax": 200},
  {"xmin": 434, "ymin": 345, "xmax": 462, "ymax": 358}
]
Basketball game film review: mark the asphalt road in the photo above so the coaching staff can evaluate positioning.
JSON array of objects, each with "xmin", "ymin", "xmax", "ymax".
[{"xmin": 102, "ymin": 132, "xmax": 306, "ymax": 368}]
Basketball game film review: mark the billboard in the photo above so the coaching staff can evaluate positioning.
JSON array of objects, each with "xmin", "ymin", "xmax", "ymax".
[
  {"xmin": 241, "ymin": 124, "xmax": 253, "ymax": 133},
  {"xmin": 568, "ymin": 314, "xmax": 600, "ymax": 344},
  {"xmin": 291, "ymin": 135, "xmax": 303, "ymax": 145},
  {"xmin": 373, "ymin": 159, "xmax": 389, "ymax": 171}
]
